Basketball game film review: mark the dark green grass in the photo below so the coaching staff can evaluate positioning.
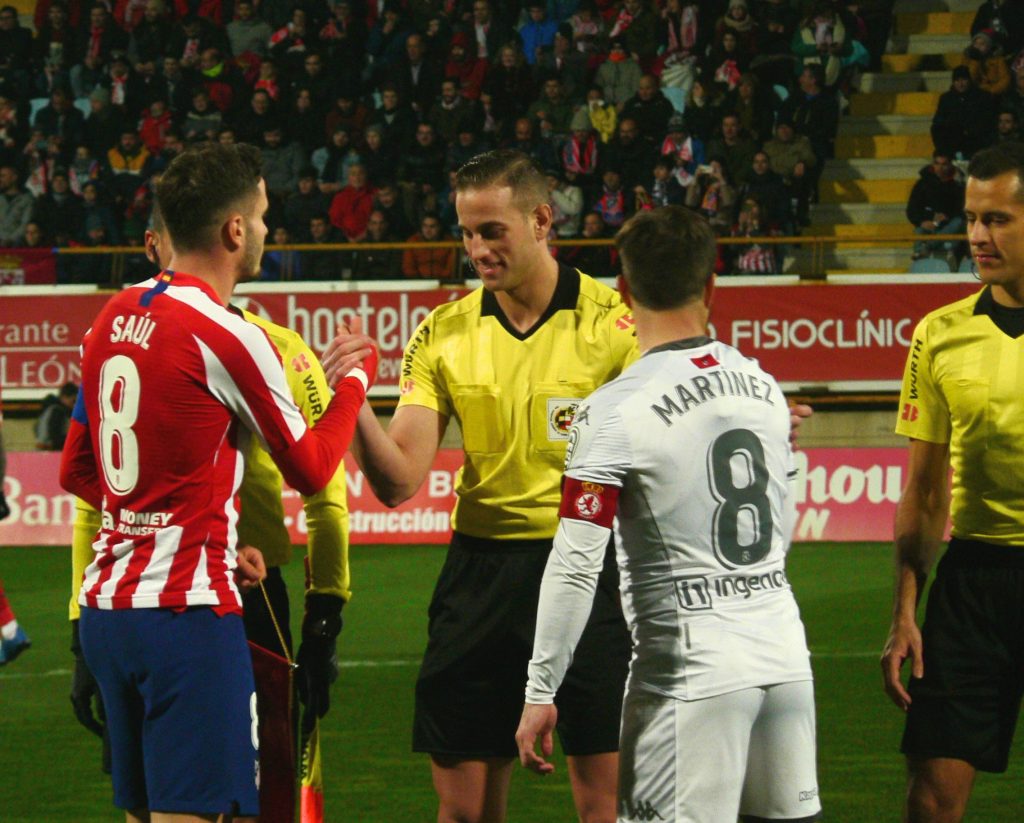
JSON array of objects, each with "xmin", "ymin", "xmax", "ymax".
[{"xmin": 0, "ymin": 543, "xmax": 1021, "ymax": 822}]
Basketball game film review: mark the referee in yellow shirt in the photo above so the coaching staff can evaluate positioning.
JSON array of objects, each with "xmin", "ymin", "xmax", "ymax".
[
  {"xmin": 328, "ymin": 149, "xmax": 638, "ymax": 823},
  {"xmin": 882, "ymin": 141, "xmax": 1024, "ymax": 823}
]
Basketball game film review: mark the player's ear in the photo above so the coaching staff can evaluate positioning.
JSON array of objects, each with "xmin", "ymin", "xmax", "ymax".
[
  {"xmin": 222, "ymin": 212, "xmax": 244, "ymax": 252},
  {"xmin": 532, "ymin": 203, "xmax": 552, "ymax": 239}
]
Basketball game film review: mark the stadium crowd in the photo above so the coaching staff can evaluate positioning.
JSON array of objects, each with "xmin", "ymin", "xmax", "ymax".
[{"xmin": 0, "ymin": 0, "xmax": 907, "ymax": 279}]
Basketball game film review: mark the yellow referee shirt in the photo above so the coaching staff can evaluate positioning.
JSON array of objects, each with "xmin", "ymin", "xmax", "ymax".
[
  {"xmin": 398, "ymin": 264, "xmax": 638, "ymax": 540},
  {"xmin": 70, "ymin": 310, "xmax": 351, "ymax": 620},
  {"xmin": 896, "ymin": 287, "xmax": 1024, "ymax": 545}
]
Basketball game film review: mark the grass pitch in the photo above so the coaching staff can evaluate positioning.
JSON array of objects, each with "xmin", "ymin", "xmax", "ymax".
[{"xmin": 0, "ymin": 542, "xmax": 1021, "ymax": 822}]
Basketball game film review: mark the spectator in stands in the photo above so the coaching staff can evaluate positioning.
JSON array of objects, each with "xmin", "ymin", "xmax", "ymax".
[
  {"xmin": 402, "ymin": 211, "xmax": 455, "ymax": 278},
  {"xmin": 35, "ymin": 86, "xmax": 86, "ymax": 150},
  {"xmin": 620, "ymin": 74, "xmax": 675, "ymax": 143},
  {"xmin": 0, "ymin": 5, "xmax": 33, "ymax": 90},
  {"xmin": 568, "ymin": 1, "xmax": 608, "ymax": 57},
  {"xmin": 444, "ymin": 30, "xmax": 487, "ymax": 102},
  {"xmin": 732, "ymin": 73, "xmax": 776, "ymax": 145},
  {"xmin": 739, "ymin": 149, "xmax": 793, "ymax": 232},
  {"xmin": 430, "ymin": 79, "xmax": 481, "ymax": 146},
  {"xmin": 313, "ymin": 126, "xmax": 361, "ymax": 196},
  {"xmin": 999, "ymin": 67, "xmax": 1024, "ymax": 125},
  {"xmin": 159, "ymin": 55, "xmax": 194, "ymax": 116},
  {"xmin": 260, "ymin": 225, "xmax": 302, "ymax": 280},
  {"xmin": 33, "ymin": 2, "xmax": 80, "ymax": 96},
  {"xmin": 35, "ymin": 382, "xmax": 78, "ymax": 450},
  {"xmin": 72, "ymin": 3, "xmax": 129, "ymax": 99},
  {"xmin": 84, "ymin": 86, "xmax": 126, "ymax": 158},
  {"xmin": 128, "ymin": 0, "xmax": 172, "ymax": 67},
  {"xmin": 368, "ymin": 84, "xmax": 417, "ymax": 154},
  {"xmin": 715, "ymin": 0, "xmax": 759, "ymax": 59},
  {"xmin": 906, "ymin": 150, "xmax": 966, "ymax": 263},
  {"xmin": 31, "ymin": 167, "xmax": 83, "ymax": 245},
  {"xmin": 527, "ymin": 77, "xmax": 574, "ymax": 143},
  {"xmin": 658, "ymin": 0, "xmax": 706, "ymax": 101},
  {"xmin": 536, "ymin": 24, "xmax": 588, "ymax": 104},
  {"xmin": 303, "ymin": 212, "xmax": 347, "ymax": 280},
  {"xmin": 465, "ymin": 0, "xmax": 514, "ymax": 64},
  {"xmin": 707, "ymin": 112, "xmax": 758, "ymax": 187},
  {"xmin": 593, "ymin": 167, "xmax": 630, "ymax": 229},
  {"xmin": 324, "ymin": 88, "xmax": 369, "ymax": 147},
  {"xmin": 685, "ymin": 158, "xmax": 737, "ymax": 235},
  {"xmin": 269, "ymin": 7, "xmax": 313, "ymax": 77},
  {"xmin": 0, "ymin": 94, "xmax": 25, "ymax": 171},
  {"xmin": 584, "ymin": 85, "xmax": 618, "ymax": 143},
  {"xmin": 660, "ymin": 112, "xmax": 704, "ymax": 189},
  {"xmin": 286, "ymin": 87, "xmax": 327, "ymax": 155},
  {"xmin": 366, "ymin": 6, "xmax": 413, "ymax": 83},
  {"xmin": 966, "ymin": 28, "xmax": 1011, "ymax": 98},
  {"xmin": 483, "ymin": 45, "xmax": 535, "ymax": 128},
  {"xmin": 227, "ymin": 0, "xmax": 272, "ymax": 58},
  {"xmin": 683, "ymin": 77, "xmax": 725, "ymax": 143},
  {"xmin": 635, "ymin": 156, "xmax": 685, "ymax": 208},
  {"xmin": 562, "ymin": 107, "xmax": 601, "ymax": 196},
  {"xmin": 996, "ymin": 108, "xmax": 1022, "ymax": 142},
  {"xmin": 373, "ymin": 181, "xmax": 413, "ymax": 240},
  {"xmin": 197, "ymin": 47, "xmax": 244, "ymax": 115},
  {"xmin": 329, "ymin": 162, "xmax": 377, "ymax": 241},
  {"xmin": 595, "ymin": 39, "xmax": 642, "ymax": 111},
  {"xmin": 69, "ymin": 142, "xmax": 101, "ymax": 194},
  {"xmin": 791, "ymin": 1, "xmax": 853, "ymax": 89},
  {"xmin": 138, "ymin": 98, "xmax": 171, "ymax": 156},
  {"xmin": 546, "ymin": 167, "xmax": 584, "ymax": 239},
  {"xmin": 519, "ymin": 1, "xmax": 558, "ymax": 66},
  {"xmin": 360, "ymin": 123, "xmax": 399, "ymax": 188},
  {"xmin": 780, "ymin": 64, "xmax": 840, "ymax": 166},
  {"xmin": 560, "ymin": 210, "xmax": 617, "ymax": 277},
  {"xmin": 703, "ymin": 29, "xmax": 750, "ymax": 92},
  {"xmin": 285, "ymin": 168, "xmax": 329, "ymax": 241},
  {"xmin": 232, "ymin": 88, "xmax": 277, "ymax": 146},
  {"xmin": 388, "ymin": 33, "xmax": 443, "ymax": 117},
  {"xmin": 98, "ymin": 53, "xmax": 142, "ymax": 120},
  {"xmin": 751, "ymin": 0, "xmax": 799, "ymax": 88},
  {"xmin": 610, "ymin": 0, "xmax": 663, "ymax": 64},
  {"xmin": 23, "ymin": 220, "xmax": 48, "ymax": 248},
  {"xmin": 351, "ymin": 209, "xmax": 401, "ymax": 279},
  {"xmin": 182, "ymin": 87, "xmax": 222, "ymax": 143},
  {"xmin": 0, "ymin": 165, "xmax": 35, "ymax": 247},
  {"xmin": 319, "ymin": 0, "xmax": 366, "ymax": 79},
  {"xmin": 255, "ymin": 56, "xmax": 283, "ymax": 101},
  {"xmin": 104, "ymin": 126, "xmax": 152, "ymax": 213},
  {"xmin": 400, "ymin": 121, "xmax": 447, "ymax": 219},
  {"xmin": 446, "ymin": 125, "xmax": 488, "ymax": 173},
  {"xmin": 79, "ymin": 179, "xmax": 121, "ymax": 244},
  {"xmin": 730, "ymin": 194, "xmax": 780, "ymax": 274},
  {"xmin": 601, "ymin": 116, "xmax": 657, "ymax": 193},
  {"xmin": 261, "ymin": 123, "xmax": 305, "ymax": 204},
  {"xmin": 763, "ymin": 117, "xmax": 816, "ymax": 226},
  {"xmin": 972, "ymin": 0, "xmax": 1024, "ymax": 57},
  {"xmin": 506, "ymin": 116, "xmax": 559, "ymax": 174},
  {"xmin": 931, "ymin": 65, "xmax": 996, "ymax": 160}
]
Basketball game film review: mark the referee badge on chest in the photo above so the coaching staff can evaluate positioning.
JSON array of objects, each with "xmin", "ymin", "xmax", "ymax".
[{"xmin": 547, "ymin": 398, "xmax": 581, "ymax": 441}]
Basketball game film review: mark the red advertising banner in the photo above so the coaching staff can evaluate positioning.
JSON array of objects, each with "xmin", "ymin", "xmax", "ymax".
[
  {"xmin": 0, "ymin": 447, "xmax": 926, "ymax": 547},
  {"xmin": 0, "ymin": 277, "xmax": 980, "ymax": 397},
  {"xmin": 0, "ymin": 248, "xmax": 58, "ymax": 285}
]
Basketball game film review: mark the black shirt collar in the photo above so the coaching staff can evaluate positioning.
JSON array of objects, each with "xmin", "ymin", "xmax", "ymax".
[
  {"xmin": 973, "ymin": 286, "xmax": 1024, "ymax": 338},
  {"xmin": 481, "ymin": 262, "xmax": 580, "ymax": 340},
  {"xmin": 645, "ymin": 335, "xmax": 715, "ymax": 356}
]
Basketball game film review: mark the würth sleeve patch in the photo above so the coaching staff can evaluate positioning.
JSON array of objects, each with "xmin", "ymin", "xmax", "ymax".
[{"xmin": 558, "ymin": 477, "xmax": 620, "ymax": 529}]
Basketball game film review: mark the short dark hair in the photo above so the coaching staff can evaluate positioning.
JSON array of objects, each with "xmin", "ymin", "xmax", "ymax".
[
  {"xmin": 156, "ymin": 143, "xmax": 262, "ymax": 252},
  {"xmin": 967, "ymin": 140, "xmax": 1024, "ymax": 198},
  {"xmin": 456, "ymin": 149, "xmax": 548, "ymax": 213},
  {"xmin": 615, "ymin": 206, "xmax": 716, "ymax": 310}
]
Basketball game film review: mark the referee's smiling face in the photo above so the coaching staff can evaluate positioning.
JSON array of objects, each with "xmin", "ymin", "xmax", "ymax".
[
  {"xmin": 966, "ymin": 170, "xmax": 1024, "ymax": 306},
  {"xmin": 457, "ymin": 185, "xmax": 540, "ymax": 292}
]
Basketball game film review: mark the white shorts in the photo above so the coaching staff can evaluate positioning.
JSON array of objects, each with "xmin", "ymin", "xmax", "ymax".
[{"xmin": 617, "ymin": 681, "xmax": 821, "ymax": 823}]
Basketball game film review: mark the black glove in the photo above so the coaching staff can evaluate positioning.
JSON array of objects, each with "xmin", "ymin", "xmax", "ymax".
[
  {"xmin": 296, "ymin": 593, "xmax": 344, "ymax": 737},
  {"xmin": 70, "ymin": 620, "xmax": 105, "ymax": 738},
  {"xmin": 0, "ymin": 492, "xmax": 10, "ymax": 521}
]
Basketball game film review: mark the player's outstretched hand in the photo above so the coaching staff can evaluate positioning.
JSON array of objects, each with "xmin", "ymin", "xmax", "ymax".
[
  {"xmin": 234, "ymin": 546, "xmax": 267, "ymax": 594},
  {"xmin": 789, "ymin": 403, "xmax": 813, "ymax": 447},
  {"xmin": 70, "ymin": 620, "xmax": 105, "ymax": 738},
  {"xmin": 321, "ymin": 316, "xmax": 379, "ymax": 392},
  {"xmin": 297, "ymin": 593, "xmax": 344, "ymax": 737},
  {"xmin": 880, "ymin": 617, "xmax": 923, "ymax": 711},
  {"xmin": 515, "ymin": 703, "xmax": 558, "ymax": 775}
]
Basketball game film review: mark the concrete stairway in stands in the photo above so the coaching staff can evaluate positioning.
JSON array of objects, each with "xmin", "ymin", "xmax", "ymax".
[{"xmin": 789, "ymin": 0, "xmax": 976, "ymax": 274}]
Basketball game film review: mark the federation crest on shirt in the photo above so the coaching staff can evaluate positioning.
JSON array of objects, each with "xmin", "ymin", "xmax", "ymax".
[{"xmin": 547, "ymin": 398, "xmax": 581, "ymax": 441}]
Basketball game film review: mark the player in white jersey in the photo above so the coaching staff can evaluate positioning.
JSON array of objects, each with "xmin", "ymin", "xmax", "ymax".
[{"xmin": 516, "ymin": 206, "xmax": 821, "ymax": 823}]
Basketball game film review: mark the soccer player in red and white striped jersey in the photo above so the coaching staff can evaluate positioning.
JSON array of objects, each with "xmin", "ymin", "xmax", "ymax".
[{"xmin": 60, "ymin": 143, "xmax": 375, "ymax": 823}]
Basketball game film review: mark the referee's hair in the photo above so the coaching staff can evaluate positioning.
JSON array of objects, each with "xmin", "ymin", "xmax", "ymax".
[
  {"xmin": 156, "ymin": 143, "xmax": 263, "ymax": 253},
  {"xmin": 615, "ymin": 206, "xmax": 716, "ymax": 310},
  {"xmin": 455, "ymin": 149, "xmax": 548, "ymax": 214},
  {"xmin": 967, "ymin": 141, "xmax": 1024, "ymax": 198}
]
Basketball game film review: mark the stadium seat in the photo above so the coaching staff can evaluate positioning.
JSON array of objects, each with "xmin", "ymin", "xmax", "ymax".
[
  {"xmin": 909, "ymin": 257, "xmax": 951, "ymax": 273},
  {"xmin": 73, "ymin": 97, "xmax": 91, "ymax": 118},
  {"xmin": 662, "ymin": 87, "xmax": 686, "ymax": 114},
  {"xmin": 28, "ymin": 97, "xmax": 48, "ymax": 127},
  {"xmin": 957, "ymin": 256, "xmax": 974, "ymax": 273}
]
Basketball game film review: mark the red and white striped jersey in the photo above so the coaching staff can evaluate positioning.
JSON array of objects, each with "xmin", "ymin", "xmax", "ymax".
[{"xmin": 61, "ymin": 272, "xmax": 364, "ymax": 615}]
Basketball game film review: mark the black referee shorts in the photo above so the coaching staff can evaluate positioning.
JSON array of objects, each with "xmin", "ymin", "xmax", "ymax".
[
  {"xmin": 902, "ymin": 538, "xmax": 1024, "ymax": 773},
  {"xmin": 413, "ymin": 531, "xmax": 630, "ymax": 759}
]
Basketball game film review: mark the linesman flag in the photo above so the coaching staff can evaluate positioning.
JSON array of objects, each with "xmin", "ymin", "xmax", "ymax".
[
  {"xmin": 301, "ymin": 724, "xmax": 325, "ymax": 822},
  {"xmin": 249, "ymin": 640, "xmax": 298, "ymax": 820}
]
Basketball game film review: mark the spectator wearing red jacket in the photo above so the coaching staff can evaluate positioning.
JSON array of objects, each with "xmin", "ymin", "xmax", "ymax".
[
  {"xmin": 139, "ymin": 99, "xmax": 171, "ymax": 155},
  {"xmin": 328, "ymin": 163, "xmax": 377, "ymax": 241}
]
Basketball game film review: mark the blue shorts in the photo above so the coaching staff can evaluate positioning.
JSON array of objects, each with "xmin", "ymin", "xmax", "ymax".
[{"xmin": 80, "ymin": 607, "xmax": 260, "ymax": 815}]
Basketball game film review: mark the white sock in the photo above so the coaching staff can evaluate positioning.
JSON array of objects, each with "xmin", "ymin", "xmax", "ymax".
[{"xmin": 1, "ymin": 620, "xmax": 18, "ymax": 641}]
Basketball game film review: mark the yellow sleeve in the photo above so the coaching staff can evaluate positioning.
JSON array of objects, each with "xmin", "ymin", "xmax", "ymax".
[
  {"xmin": 895, "ymin": 317, "xmax": 950, "ymax": 444},
  {"xmin": 285, "ymin": 338, "xmax": 352, "ymax": 602},
  {"xmin": 395, "ymin": 310, "xmax": 452, "ymax": 417},
  {"xmin": 69, "ymin": 498, "xmax": 101, "ymax": 621}
]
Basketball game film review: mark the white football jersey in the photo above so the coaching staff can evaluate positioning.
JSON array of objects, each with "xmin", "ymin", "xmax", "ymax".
[{"xmin": 537, "ymin": 336, "xmax": 812, "ymax": 702}]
